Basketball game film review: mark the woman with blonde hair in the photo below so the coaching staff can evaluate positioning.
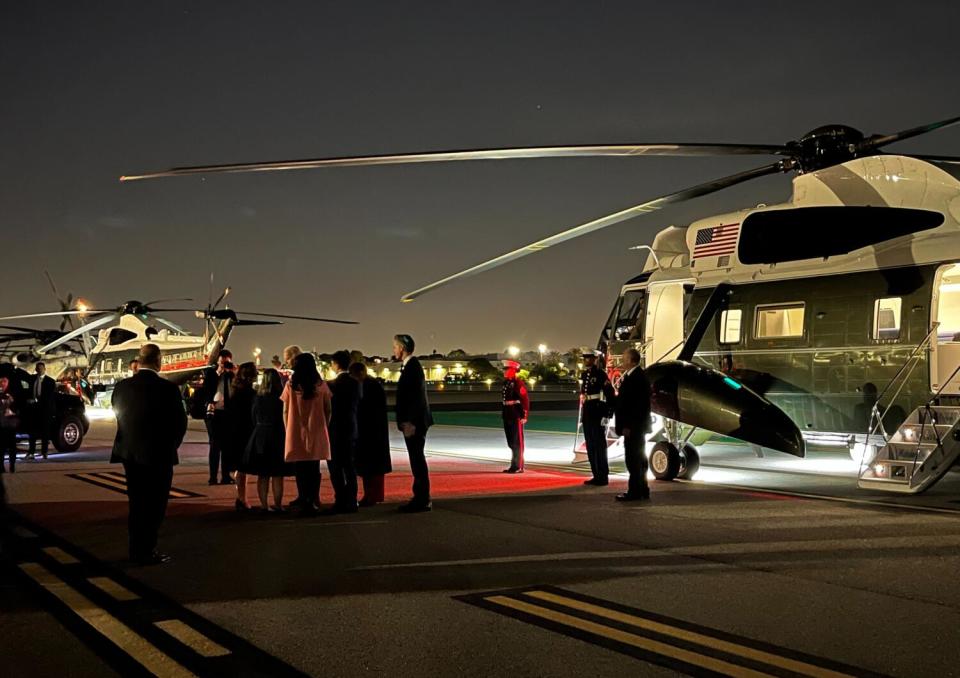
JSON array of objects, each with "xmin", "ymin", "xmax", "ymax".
[{"xmin": 282, "ymin": 353, "xmax": 331, "ymax": 515}]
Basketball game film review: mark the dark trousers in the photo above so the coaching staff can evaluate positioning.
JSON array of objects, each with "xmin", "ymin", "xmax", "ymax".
[
  {"xmin": 327, "ymin": 439, "xmax": 358, "ymax": 508},
  {"xmin": 503, "ymin": 418, "xmax": 525, "ymax": 469},
  {"xmin": 361, "ymin": 474, "xmax": 385, "ymax": 503},
  {"xmin": 122, "ymin": 461, "xmax": 173, "ymax": 559},
  {"xmin": 294, "ymin": 461, "xmax": 321, "ymax": 507},
  {"xmin": 205, "ymin": 412, "xmax": 229, "ymax": 481},
  {"xmin": 404, "ymin": 433, "xmax": 430, "ymax": 504},
  {"xmin": 623, "ymin": 432, "xmax": 649, "ymax": 498},
  {"xmin": 1, "ymin": 430, "xmax": 16, "ymax": 472},
  {"xmin": 583, "ymin": 416, "xmax": 609, "ymax": 482},
  {"xmin": 28, "ymin": 407, "xmax": 51, "ymax": 457}
]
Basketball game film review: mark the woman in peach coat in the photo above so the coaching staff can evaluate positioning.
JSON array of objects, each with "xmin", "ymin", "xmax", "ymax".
[{"xmin": 282, "ymin": 353, "xmax": 332, "ymax": 515}]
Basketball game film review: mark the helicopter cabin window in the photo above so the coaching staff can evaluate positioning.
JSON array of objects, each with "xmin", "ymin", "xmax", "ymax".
[
  {"xmin": 754, "ymin": 303, "xmax": 805, "ymax": 339},
  {"xmin": 873, "ymin": 297, "xmax": 902, "ymax": 341},
  {"xmin": 614, "ymin": 289, "xmax": 646, "ymax": 341},
  {"xmin": 107, "ymin": 328, "xmax": 138, "ymax": 346},
  {"xmin": 719, "ymin": 309, "xmax": 742, "ymax": 344}
]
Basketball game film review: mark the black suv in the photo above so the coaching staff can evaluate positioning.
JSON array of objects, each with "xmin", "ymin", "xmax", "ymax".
[{"xmin": 0, "ymin": 364, "xmax": 90, "ymax": 452}]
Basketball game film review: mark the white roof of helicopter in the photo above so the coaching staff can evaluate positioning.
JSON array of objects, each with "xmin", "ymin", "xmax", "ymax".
[{"xmin": 631, "ymin": 156, "xmax": 960, "ymax": 290}]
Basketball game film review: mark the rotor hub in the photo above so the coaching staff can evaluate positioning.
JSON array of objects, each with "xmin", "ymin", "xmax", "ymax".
[{"xmin": 789, "ymin": 125, "xmax": 869, "ymax": 173}]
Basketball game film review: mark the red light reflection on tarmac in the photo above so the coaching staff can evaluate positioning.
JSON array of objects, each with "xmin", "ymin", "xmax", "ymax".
[{"xmin": 377, "ymin": 457, "xmax": 593, "ymax": 502}]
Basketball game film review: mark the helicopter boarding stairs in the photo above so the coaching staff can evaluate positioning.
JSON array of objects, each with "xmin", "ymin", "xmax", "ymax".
[{"xmin": 858, "ymin": 325, "xmax": 960, "ymax": 493}]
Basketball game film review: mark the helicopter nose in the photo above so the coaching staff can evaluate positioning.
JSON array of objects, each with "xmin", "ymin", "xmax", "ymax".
[{"xmin": 646, "ymin": 360, "xmax": 805, "ymax": 457}]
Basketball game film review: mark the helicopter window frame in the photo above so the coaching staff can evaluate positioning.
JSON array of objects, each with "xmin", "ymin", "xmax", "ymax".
[
  {"xmin": 719, "ymin": 308, "xmax": 743, "ymax": 345},
  {"xmin": 754, "ymin": 302, "xmax": 806, "ymax": 340},
  {"xmin": 613, "ymin": 289, "xmax": 647, "ymax": 342},
  {"xmin": 873, "ymin": 297, "xmax": 902, "ymax": 341}
]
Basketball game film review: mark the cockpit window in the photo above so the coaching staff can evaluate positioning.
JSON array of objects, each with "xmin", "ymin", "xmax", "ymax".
[
  {"xmin": 108, "ymin": 328, "xmax": 138, "ymax": 345},
  {"xmin": 614, "ymin": 290, "xmax": 646, "ymax": 341}
]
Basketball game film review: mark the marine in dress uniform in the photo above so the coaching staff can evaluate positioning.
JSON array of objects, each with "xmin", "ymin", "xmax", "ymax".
[
  {"xmin": 501, "ymin": 360, "xmax": 530, "ymax": 473},
  {"xmin": 580, "ymin": 350, "xmax": 615, "ymax": 486}
]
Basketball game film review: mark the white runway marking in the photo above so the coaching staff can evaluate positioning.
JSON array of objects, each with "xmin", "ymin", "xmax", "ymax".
[{"xmin": 43, "ymin": 546, "xmax": 80, "ymax": 565}]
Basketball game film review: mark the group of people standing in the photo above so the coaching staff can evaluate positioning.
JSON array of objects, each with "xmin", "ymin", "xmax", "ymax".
[
  {"xmin": 0, "ymin": 362, "xmax": 58, "ymax": 473},
  {"xmin": 110, "ymin": 333, "xmax": 436, "ymax": 565},
  {"xmin": 197, "ymin": 334, "xmax": 433, "ymax": 516}
]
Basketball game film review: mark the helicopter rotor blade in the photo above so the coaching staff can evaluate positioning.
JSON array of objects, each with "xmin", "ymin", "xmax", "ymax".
[
  {"xmin": 36, "ymin": 314, "xmax": 118, "ymax": 354},
  {"xmin": 0, "ymin": 309, "xmax": 112, "ymax": 321},
  {"xmin": 862, "ymin": 114, "xmax": 960, "ymax": 151},
  {"xmin": 211, "ymin": 310, "xmax": 358, "ymax": 324},
  {"xmin": 911, "ymin": 154, "xmax": 960, "ymax": 165},
  {"xmin": 154, "ymin": 317, "xmax": 187, "ymax": 334},
  {"xmin": 119, "ymin": 143, "xmax": 792, "ymax": 182},
  {"xmin": 212, "ymin": 287, "xmax": 231, "ymax": 310},
  {"xmin": 234, "ymin": 319, "xmax": 283, "ymax": 326},
  {"xmin": 143, "ymin": 297, "xmax": 193, "ymax": 307},
  {"xmin": 401, "ymin": 160, "xmax": 788, "ymax": 302}
]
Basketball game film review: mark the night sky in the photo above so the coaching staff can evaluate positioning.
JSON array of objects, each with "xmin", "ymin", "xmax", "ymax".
[{"xmin": 3, "ymin": 1, "xmax": 959, "ymax": 359}]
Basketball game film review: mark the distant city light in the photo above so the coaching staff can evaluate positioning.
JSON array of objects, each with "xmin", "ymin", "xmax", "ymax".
[
  {"xmin": 538, "ymin": 344, "xmax": 547, "ymax": 354},
  {"xmin": 507, "ymin": 345, "xmax": 520, "ymax": 357}
]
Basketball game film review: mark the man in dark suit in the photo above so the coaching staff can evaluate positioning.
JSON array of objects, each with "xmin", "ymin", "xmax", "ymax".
[
  {"xmin": 26, "ymin": 362, "xmax": 57, "ymax": 460},
  {"xmin": 614, "ymin": 348, "xmax": 652, "ymax": 502},
  {"xmin": 199, "ymin": 350, "xmax": 234, "ymax": 485},
  {"xmin": 393, "ymin": 334, "xmax": 433, "ymax": 512},
  {"xmin": 111, "ymin": 344, "xmax": 187, "ymax": 565},
  {"xmin": 327, "ymin": 350, "xmax": 360, "ymax": 513}
]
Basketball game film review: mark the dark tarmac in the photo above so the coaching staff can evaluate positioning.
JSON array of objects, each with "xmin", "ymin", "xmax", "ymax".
[{"xmin": 3, "ymin": 419, "xmax": 960, "ymax": 677}]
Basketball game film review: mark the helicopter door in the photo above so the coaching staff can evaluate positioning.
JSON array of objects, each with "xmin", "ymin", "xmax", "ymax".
[
  {"xmin": 644, "ymin": 281, "xmax": 691, "ymax": 366},
  {"xmin": 931, "ymin": 263, "xmax": 960, "ymax": 395}
]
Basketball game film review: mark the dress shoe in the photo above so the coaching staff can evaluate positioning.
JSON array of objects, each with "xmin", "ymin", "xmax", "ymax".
[
  {"xmin": 398, "ymin": 500, "xmax": 432, "ymax": 513},
  {"xmin": 502, "ymin": 467, "xmax": 524, "ymax": 474},
  {"xmin": 287, "ymin": 497, "xmax": 307, "ymax": 508},
  {"xmin": 358, "ymin": 497, "xmax": 378, "ymax": 507},
  {"xmin": 234, "ymin": 499, "xmax": 249, "ymax": 513},
  {"xmin": 208, "ymin": 478, "xmax": 218, "ymax": 486},
  {"xmin": 131, "ymin": 551, "xmax": 171, "ymax": 566},
  {"xmin": 24, "ymin": 453, "xmax": 35, "ymax": 461},
  {"xmin": 321, "ymin": 503, "xmax": 359, "ymax": 515},
  {"xmin": 220, "ymin": 477, "xmax": 235, "ymax": 485},
  {"xmin": 615, "ymin": 492, "xmax": 648, "ymax": 502}
]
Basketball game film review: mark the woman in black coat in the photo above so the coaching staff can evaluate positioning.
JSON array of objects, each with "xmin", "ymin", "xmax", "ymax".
[
  {"xmin": 349, "ymin": 363, "xmax": 392, "ymax": 506},
  {"xmin": 227, "ymin": 362, "xmax": 258, "ymax": 511},
  {"xmin": 242, "ymin": 368, "xmax": 290, "ymax": 512}
]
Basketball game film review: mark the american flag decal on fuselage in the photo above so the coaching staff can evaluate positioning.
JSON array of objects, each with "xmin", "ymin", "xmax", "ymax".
[{"xmin": 693, "ymin": 223, "xmax": 740, "ymax": 259}]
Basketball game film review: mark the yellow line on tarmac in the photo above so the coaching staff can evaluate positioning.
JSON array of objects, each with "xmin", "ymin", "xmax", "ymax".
[
  {"xmin": 527, "ymin": 591, "xmax": 854, "ymax": 678},
  {"xmin": 18, "ymin": 563, "xmax": 196, "ymax": 678},
  {"xmin": 155, "ymin": 620, "xmax": 231, "ymax": 658},
  {"xmin": 43, "ymin": 546, "xmax": 80, "ymax": 565},
  {"xmin": 79, "ymin": 474, "xmax": 130, "ymax": 491},
  {"xmin": 486, "ymin": 595, "xmax": 773, "ymax": 678},
  {"xmin": 88, "ymin": 576, "xmax": 140, "ymax": 602}
]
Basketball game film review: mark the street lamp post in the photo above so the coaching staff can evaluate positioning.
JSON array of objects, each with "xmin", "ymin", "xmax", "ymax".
[{"xmin": 538, "ymin": 343, "xmax": 547, "ymax": 365}]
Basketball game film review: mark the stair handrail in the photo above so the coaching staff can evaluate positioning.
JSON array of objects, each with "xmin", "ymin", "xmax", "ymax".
[{"xmin": 867, "ymin": 322, "xmax": 940, "ymax": 442}]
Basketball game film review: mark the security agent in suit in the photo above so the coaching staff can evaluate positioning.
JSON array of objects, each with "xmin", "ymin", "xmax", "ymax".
[
  {"xmin": 393, "ymin": 334, "xmax": 434, "ymax": 512},
  {"xmin": 327, "ymin": 350, "xmax": 360, "ymax": 513},
  {"xmin": 614, "ymin": 348, "xmax": 652, "ymax": 502},
  {"xmin": 580, "ymin": 350, "xmax": 616, "ymax": 486},
  {"xmin": 111, "ymin": 344, "xmax": 187, "ymax": 565},
  {"xmin": 27, "ymin": 362, "xmax": 57, "ymax": 460}
]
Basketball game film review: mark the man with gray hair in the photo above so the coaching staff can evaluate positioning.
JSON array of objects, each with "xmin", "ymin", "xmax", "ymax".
[{"xmin": 111, "ymin": 343, "xmax": 187, "ymax": 565}]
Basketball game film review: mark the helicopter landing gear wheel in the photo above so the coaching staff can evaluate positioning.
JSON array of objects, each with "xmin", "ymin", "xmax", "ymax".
[
  {"xmin": 650, "ymin": 441, "xmax": 681, "ymax": 481},
  {"xmin": 678, "ymin": 443, "xmax": 700, "ymax": 480}
]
